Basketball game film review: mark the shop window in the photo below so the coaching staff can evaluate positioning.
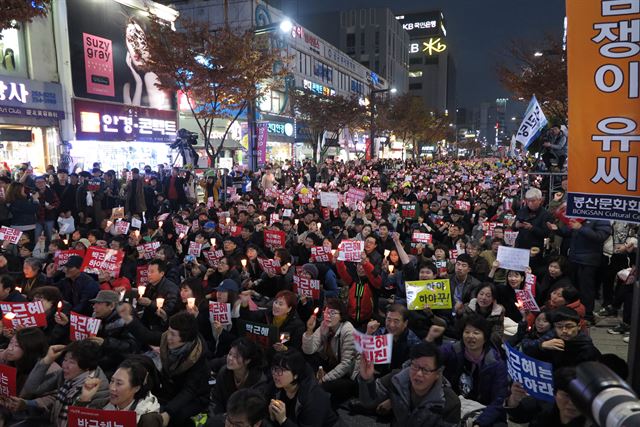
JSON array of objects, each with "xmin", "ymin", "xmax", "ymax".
[
  {"xmin": 408, "ymin": 70, "xmax": 423, "ymax": 78},
  {"xmin": 0, "ymin": 28, "xmax": 27, "ymax": 78}
]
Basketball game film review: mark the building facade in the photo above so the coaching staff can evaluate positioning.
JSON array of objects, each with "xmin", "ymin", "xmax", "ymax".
[
  {"xmin": 396, "ymin": 11, "xmax": 456, "ymax": 115},
  {"xmin": 299, "ymin": 8, "xmax": 410, "ymax": 94},
  {"xmin": 0, "ymin": 14, "xmax": 65, "ymax": 173}
]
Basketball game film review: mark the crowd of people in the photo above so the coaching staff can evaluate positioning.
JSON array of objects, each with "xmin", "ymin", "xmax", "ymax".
[{"xmin": 0, "ymin": 156, "xmax": 636, "ymax": 427}]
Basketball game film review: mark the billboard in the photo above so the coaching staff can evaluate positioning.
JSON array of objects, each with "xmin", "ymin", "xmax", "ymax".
[
  {"xmin": 566, "ymin": 0, "xmax": 639, "ymax": 223},
  {"xmin": 66, "ymin": 0, "xmax": 175, "ymax": 110},
  {"xmin": 395, "ymin": 12, "xmax": 445, "ymax": 37}
]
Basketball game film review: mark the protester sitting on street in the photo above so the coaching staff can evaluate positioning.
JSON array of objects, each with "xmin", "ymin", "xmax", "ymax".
[
  {"xmin": 457, "ymin": 283, "xmax": 505, "ymax": 345},
  {"xmin": 358, "ymin": 341, "xmax": 461, "ymax": 426}
]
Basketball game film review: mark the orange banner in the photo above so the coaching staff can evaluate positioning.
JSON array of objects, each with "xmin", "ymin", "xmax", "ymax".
[{"xmin": 566, "ymin": 0, "xmax": 640, "ymax": 223}]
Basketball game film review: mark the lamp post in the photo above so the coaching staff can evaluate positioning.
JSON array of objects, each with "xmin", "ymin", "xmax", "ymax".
[{"xmin": 369, "ymin": 86, "xmax": 396, "ymax": 160}]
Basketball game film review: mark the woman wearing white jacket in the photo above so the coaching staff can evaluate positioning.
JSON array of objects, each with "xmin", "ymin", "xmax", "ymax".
[{"xmin": 302, "ymin": 298, "xmax": 359, "ymax": 407}]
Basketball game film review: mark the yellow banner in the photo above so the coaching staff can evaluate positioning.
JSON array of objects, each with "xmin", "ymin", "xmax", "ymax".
[
  {"xmin": 566, "ymin": 0, "xmax": 640, "ymax": 222},
  {"xmin": 406, "ymin": 279, "xmax": 452, "ymax": 310}
]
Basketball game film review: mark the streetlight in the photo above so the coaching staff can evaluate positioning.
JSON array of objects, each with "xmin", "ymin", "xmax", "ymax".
[
  {"xmin": 279, "ymin": 18, "xmax": 293, "ymax": 34},
  {"xmin": 369, "ymin": 87, "xmax": 396, "ymax": 160}
]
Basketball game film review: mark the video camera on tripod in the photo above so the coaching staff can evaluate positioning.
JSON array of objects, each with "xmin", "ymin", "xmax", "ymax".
[{"xmin": 169, "ymin": 128, "xmax": 199, "ymax": 167}]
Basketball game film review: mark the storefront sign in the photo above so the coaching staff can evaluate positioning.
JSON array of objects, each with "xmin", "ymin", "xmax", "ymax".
[
  {"xmin": 396, "ymin": 12, "xmax": 444, "ymax": 37},
  {"xmin": 0, "ymin": 76, "xmax": 65, "ymax": 119},
  {"xmin": 409, "ymin": 38, "xmax": 447, "ymax": 56},
  {"xmin": 566, "ymin": 0, "xmax": 639, "ymax": 223},
  {"xmin": 303, "ymin": 79, "xmax": 336, "ymax": 97},
  {"xmin": 256, "ymin": 122, "xmax": 268, "ymax": 167},
  {"xmin": 74, "ymin": 99, "xmax": 177, "ymax": 143}
]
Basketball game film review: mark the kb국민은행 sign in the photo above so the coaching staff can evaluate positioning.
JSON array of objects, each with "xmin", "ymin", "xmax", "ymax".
[{"xmin": 565, "ymin": 0, "xmax": 640, "ymax": 223}]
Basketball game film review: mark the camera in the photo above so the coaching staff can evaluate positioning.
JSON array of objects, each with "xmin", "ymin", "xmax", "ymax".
[
  {"xmin": 568, "ymin": 361, "xmax": 640, "ymax": 427},
  {"xmin": 169, "ymin": 128, "xmax": 198, "ymax": 150}
]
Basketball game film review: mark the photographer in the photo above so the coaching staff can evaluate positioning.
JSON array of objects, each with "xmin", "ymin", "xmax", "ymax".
[{"xmin": 541, "ymin": 125, "xmax": 567, "ymax": 171}]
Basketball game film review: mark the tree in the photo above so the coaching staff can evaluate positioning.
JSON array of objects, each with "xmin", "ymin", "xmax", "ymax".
[
  {"xmin": 291, "ymin": 89, "xmax": 367, "ymax": 162},
  {"xmin": 134, "ymin": 15, "xmax": 286, "ymax": 166},
  {"xmin": 497, "ymin": 35, "xmax": 567, "ymax": 123},
  {"xmin": 1, "ymin": 0, "xmax": 51, "ymax": 34}
]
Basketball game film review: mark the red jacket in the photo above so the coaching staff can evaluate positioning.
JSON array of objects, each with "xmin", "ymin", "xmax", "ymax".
[{"xmin": 336, "ymin": 260, "xmax": 382, "ymax": 323}]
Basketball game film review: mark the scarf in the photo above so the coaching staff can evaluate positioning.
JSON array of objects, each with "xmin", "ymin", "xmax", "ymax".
[
  {"xmin": 55, "ymin": 370, "xmax": 92, "ymax": 424},
  {"xmin": 160, "ymin": 334, "xmax": 204, "ymax": 377},
  {"xmin": 272, "ymin": 314, "xmax": 288, "ymax": 329},
  {"xmin": 104, "ymin": 392, "xmax": 161, "ymax": 422}
]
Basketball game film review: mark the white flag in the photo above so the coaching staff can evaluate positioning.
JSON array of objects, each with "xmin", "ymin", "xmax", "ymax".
[{"xmin": 515, "ymin": 95, "xmax": 548, "ymax": 149}]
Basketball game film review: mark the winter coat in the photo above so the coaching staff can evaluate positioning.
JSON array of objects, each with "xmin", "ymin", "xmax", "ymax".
[
  {"xmin": 96, "ymin": 309, "xmax": 141, "ymax": 374},
  {"xmin": 521, "ymin": 329, "xmax": 601, "ymax": 368},
  {"xmin": 556, "ymin": 220, "xmax": 611, "ymax": 266},
  {"xmin": 240, "ymin": 307, "xmax": 305, "ymax": 351},
  {"xmin": 358, "ymin": 367, "xmax": 460, "ymax": 427},
  {"xmin": 336, "ymin": 260, "xmax": 382, "ymax": 324},
  {"xmin": 210, "ymin": 366, "xmax": 270, "ymax": 415},
  {"xmin": 140, "ymin": 277, "xmax": 179, "ymax": 331},
  {"xmin": 514, "ymin": 206, "xmax": 553, "ymax": 249},
  {"xmin": 53, "ymin": 182, "xmax": 77, "ymax": 214},
  {"xmin": 124, "ymin": 176, "xmax": 147, "ymax": 215},
  {"xmin": 8, "ymin": 198, "xmax": 38, "ymax": 227},
  {"xmin": 50, "ymin": 272, "xmax": 101, "ymax": 316},
  {"xmin": 271, "ymin": 372, "xmax": 340, "ymax": 427},
  {"xmin": 302, "ymin": 320, "xmax": 359, "ymax": 381},
  {"xmin": 440, "ymin": 341, "xmax": 508, "ymax": 427},
  {"xmin": 36, "ymin": 187, "xmax": 60, "ymax": 222},
  {"xmin": 103, "ymin": 392, "xmax": 162, "ymax": 427}
]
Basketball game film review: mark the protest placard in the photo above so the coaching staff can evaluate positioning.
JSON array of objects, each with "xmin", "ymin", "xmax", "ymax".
[
  {"xmin": 257, "ymin": 258, "xmax": 281, "ymax": 275},
  {"xmin": 53, "ymin": 249, "xmax": 85, "ymax": 269},
  {"xmin": 204, "ymin": 249, "xmax": 224, "ymax": 268},
  {"xmin": 293, "ymin": 275, "xmax": 321, "ymax": 299},
  {"xmin": 131, "ymin": 217, "xmax": 142, "ymax": 229},
  {"xmin": 337, "ymin": 240, "xmax": 364, "ymax": 262},
  {"xmin": 310, "ymin": 246, "xmax": 333, "ymax": 263},
  {"xmin": 411, "ymin": 232, "xmax": 433, "ymax": 244},
  {"xmin": 68, "ymin": 406, "xmax": 136, "ymax": 427},
  {"xmin": 115, "ymin": 220, "xmax": 130, "ymax": 235},
  {"xmin": 237, "ymin": 320, "xmax": 279, "ymax": 349},
  {"xmin": 345, "ymin": 188, "xmax": 367, "ymax": 205},
  {"xmin": 352, "ymin": 330, "xmax": 393, "ymax": 364},
  {"xmin": 515, "ymin": 289, "xmax": 540, "ymax": 312},
  {"xmin": 110, "ymin": 207, "xmax": 125, "ymax": 220},
  {"xmin": 136, "ymin": 241, "xmax": 160, "ymax": 260},
  {"xmin": 188, "ymin": 242, "xmax": 203, "ymax": 257},
  {"xmin": 209, "ymin": 301, "xmax": 232, "ymax": 326},
  {"xmin": 0, "ymin": 365, "xmax": 17, "ymax": 397},
  {"xmin": 80, "ymin": 247, "xmax": 125, "ymax": 277},
  {"xmin": 320, "ymin": 192, "xmax": 340, "ymax": 209},
  {"xmin": 505, "ymin": 343, "xmax": 554, "ymax": 402},
  {"xmin": 405, "ymin": 280, "xmax": 453, "ymax": 310},
  {"xmin": 227, "ymin": 225, "xmax": 243, "ymax": 237},
  {"xmin": 264, "ymin": 229, "xmax": 286, "ymax": 250},
  {"xmin": 136, "ymin": 265, "xmax": 149, "ymax": 286},
  {"xmin": 69, "ymin": 312, "xmax": 102, "ymax": 341},
  {"xmin": 0, "ymin": 226, "xmax": 22, "ymax": 245},
  {"xmin": 282, "ymin": 209, "xmax": 293, "ymax": 218},
  {"xmin": 496, "ymin": 246, "xmax": 530, "ymax": 272},
  {"xmin": 504, "ymin": 231, "xmax": 519, "ymax": 247},
  {"xmin": 449, "ymin": 250, "xmax": 461, "ymax": 262},
  {"xmin": 0, "ymin": 301, "xmax": 47, "ymax": 329},
  {"xmin": 175, "ymin": 223, "xmax": 190, "ymax": 237},
  {"xmin": 481, "ymin": 222, "xmax": 500, "ymax": 237},
  {"xmin": 399, "ymin": 202, "xmax": 419, "ymax": 218},
  {"xmin": 454, "ymin": 200, "xmax": 471, "ymax": 212}
]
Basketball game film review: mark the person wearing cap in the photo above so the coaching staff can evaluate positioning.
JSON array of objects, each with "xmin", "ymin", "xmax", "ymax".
[
  {"xmin": 522, "ymin": 306, "xmax": 601, "ymax": 369},
  {"xmin": 45, "ymin": 255, "xmax": 100, "ymax": 316}
]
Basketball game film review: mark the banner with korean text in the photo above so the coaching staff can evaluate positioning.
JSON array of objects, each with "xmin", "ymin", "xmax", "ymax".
[
  {"xmin": 68, "ymin": 407, "xmax": 136, "ymax": 427},
  {"xmin": 353, "ymin": 330, "xmax": 393, "ymax": 364},
  {"xmin": 405, "ymin": 280, "xmax": 452, "ymax": 310},
  {"xmin": 566, "ymin": 0, "xmax": 640, "ymax": 223},
  {"xmin": 505, "ymin": 343, "xmax": 554, "ymax": 402}
]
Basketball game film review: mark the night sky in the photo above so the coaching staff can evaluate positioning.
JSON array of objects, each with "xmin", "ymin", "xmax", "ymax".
[{"xmin": 279, "ymin": 0, "xmax": 567, "ymax": 109}]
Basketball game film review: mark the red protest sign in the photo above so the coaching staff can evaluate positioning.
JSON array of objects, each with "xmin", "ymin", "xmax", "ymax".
[
  {"xmin": 263, "ymin": 229, "xmax": 285, "ymax": 251},
  {"xmin": 0, "ymin": 364, "xmax": 17, "ymax": 397},
  {"xmin": 208, "ymin": 301, "xmax": 232, "ymax": 326},
  {"xmin": 54, "ymin": 249, "xmax": 85, "ymax": 269},
  {"xmin": 0, "ymin": 226, "xmax": 22, "ymax": 245},
  {"xmin": 69, "ymin": 312, "xmax": 102, "ymax": 341},
  {"xmin": 0, "ymin": 301, "xmax": 47, "ymax": 329},
  {"xmin": 337, "ymin": 240, "xmax": 364, "ymax": 262},
  {"xmin": 136, "ymin": 241, "xmax": 160, "ymax": 260},
  {"xmin": 454, "ymin": 200, "xmax": 471, "ymax": 212},
  {"xmin": 238, "ymin": 320, "xmax": 278, "ymax": 349},
  {"xmin": 353, "ymin": 330, "xmax": 393, "ymax": 364},
  {"xmin": 257, "ymin": 258, "xmax": 281, "ymax": 275},
  {"xmin": 515, "ymin": 289, "xmax": 540, "ymax": 312},
  {"xmin": 293, "ymin": 275, "xmax": 321, "ymax": 299},
  {"xmin": 228, "ymin": 225, "xmax": 243, "ymax": 237},
  {"xmin": 411, "ymin": 232, "xmax": 433, "ymax": 244},
  {"xmin": 81, "ymin": 247, "xmax": 124, "ymax": 278},
  {"xmin": 310, "ymin": 246, "xmax": 333, "ymax": 263},
  {"xmin": 175, "ymin": 223, "xmax": 190, "ymax": 238},
  {"xmin": 204, "ymin": 249, "xmax": 224, "ymax": 268},
  {"xmin": 68, "ymin": 406, "xmax": 136, "ymax": 427},
  {"xmin": 188, "ymin": 242, "xmax": 203, "ymax": 257},
  {"xmin": 346, "ymin": 187, "xmax": 367, "ymax": 204},
  {"xmin": 481, "ymin": 222, "xmax": 500, "ymax": 237},
  {"xmin": 399, "ymin": 203, "xmax": 418, "ymax": 218},
  {"xmin": 449, "ymin": 250, "xmax": 461, "ymax": 262},
  {"xmin": 136, "ymin": 265, "xmax": 149, "ymax": 286}
]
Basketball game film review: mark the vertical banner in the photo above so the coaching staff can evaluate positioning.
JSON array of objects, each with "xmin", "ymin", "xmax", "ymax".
[
  {"xmin": 566, "ymin": 0, "xmax": 640, "ymax": 223},
  {"xmin": 256, "ymin": 122, "xmax": 268, "ymax": 168}
]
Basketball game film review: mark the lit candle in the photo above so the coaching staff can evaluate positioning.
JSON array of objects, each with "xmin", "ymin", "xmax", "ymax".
[
  {"xmin": 15, "ymin": 287, "xmax": 22, "ymax": 294},
  {"xmin": 179, "ymin": 233, "xmax": 185, "ymax": 240},
  {"xmin": 106, "ymin": 220, "xmax": 113, "ymax": 228},
  {"xmin": 313, "ymin": 307, "xmax": 319, "ymax": 316},
  {"xmin": 156, "ymin": 298, "xmax": 165, "ymax": 309},
  {"xmin": 280, "ymin": 333, "xmax": 286, "ymax": 342},
  {"xmin": 388, "ymin": 265, "xmax": 394, "ymax": 274},
  {"xmin": 187, "ymin": 297, "xmax": 196, "ymax": 309},
  {"xmin": 4, "ymin": 312, "xmax": 15, "ymax": 321},
  {"xmin": 210, "ymin": 238, "xmax": 216, "ymax": 247},
  {"xmin": 317, "ymin": 222, "xmax": 322, "ymax": 230},
  {"xmin": 57, "ymin": 301, "xmax": 63, "ymax": 313},
  {"xmin": 119, "ymin": 290, "xmax": 125, "ymax": 302},
  {"xmin": 137, "ymin": 285, "xmax": 146, "ymax": 298},
  {"xmin": 158, "ymin": 221, "xmax": 164, "ymax": 228},
  {"xmin": 241, "ymin": 259, "xmax": 247, "ymax": 268},
  {"xmin": 63, "ymin": 238, "xmax": 69, "ymax": 245},
  {"xmin": 384, "ymin": 250, "xmax": 390, "ymax": 258},
  {"xmin": 225, "ymin": 217, "xmax": 231, "ymax": 225},
  {"xmin": 294, "ymin": 219, "xmax": 299, "ymax": 225},
  {"xmin": 515, "ymin": 301, "xmax": 524, "ymax": 310},
  {"xmin": 134, "ymin": 230, "xmax": 140, "ymax": 238}
]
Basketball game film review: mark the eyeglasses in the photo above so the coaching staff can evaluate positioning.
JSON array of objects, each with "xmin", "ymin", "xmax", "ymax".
[
  {"xmin": 555, "ymin": 323, "xmax": 578, "ymax": 331},
  {"xmin": 409, "ymin": 362, "xmax": 439, "ymax": 376},
  {"xmin": 323, "ymin": 309, "xmax": 340, "ymax": 318},
  {"xmin": 270, "ymin": 366, "xmax": 289, "ymax": 376}
]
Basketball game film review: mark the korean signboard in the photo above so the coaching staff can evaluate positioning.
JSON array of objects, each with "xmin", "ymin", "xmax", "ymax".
[
  {"xmin": 74, "ymin": 99, "xmax": 177, "ymax": 143},
  {"xmin": 0, "ymin": 75, "xmax": 65, "ymax": 120},
  {"xmin": 566, "ymin": 0, "xmax": 640, "ymax": 223}
]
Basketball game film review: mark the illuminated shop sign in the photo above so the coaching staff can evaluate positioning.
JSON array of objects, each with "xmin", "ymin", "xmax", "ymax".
[
  {"xmin": 303, "ymin": 79, "xmax": 336, "ymax": 96},
  {"xmin": 74, "ymin": 99, "xmax": 177, "ymax": 143},
  {"xmin": 0, "ymin": 76, "xmax": 65, "ymax": 120}
]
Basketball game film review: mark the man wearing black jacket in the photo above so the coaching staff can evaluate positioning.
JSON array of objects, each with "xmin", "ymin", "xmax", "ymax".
[{"xmin": 137, "ymin": 259, "xmax": 179, "ymax": 332}]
